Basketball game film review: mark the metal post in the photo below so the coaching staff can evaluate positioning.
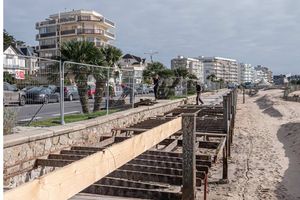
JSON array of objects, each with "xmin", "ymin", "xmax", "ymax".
[
  {"xmin": 182, "ymin": 113, "xmax": 196, "ymax": 200},
  {"xmin": 132, "ymin": 73, "xmax": 135, "ymax": 109},
  {"xmin": 60, "ymin": 61, "xmax": 65, "ymax": 125},
  {"xmin": 106, "ymin": 69, "xmax": 109, "ymax": 115},
  {"xmin": 222, "ymin": 95, "xmax": 229, "ymax": 179},
  {"xmin": 185, "ymin": 78, "xmax": 188, "ymax": 97},
  {"xmin": 243, "ymin": 88, "xmax": 245, "ymax": 104}
]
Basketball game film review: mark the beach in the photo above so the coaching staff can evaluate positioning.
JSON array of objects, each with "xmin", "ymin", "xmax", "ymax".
[{"xmin": 209, "ymin": 89, "xmax": 300, "ymax": 200}]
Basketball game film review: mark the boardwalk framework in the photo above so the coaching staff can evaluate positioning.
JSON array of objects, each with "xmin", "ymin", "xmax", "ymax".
[{"xmin": 4, "ymin": 89, "xmax": 237, "ymax": 200}]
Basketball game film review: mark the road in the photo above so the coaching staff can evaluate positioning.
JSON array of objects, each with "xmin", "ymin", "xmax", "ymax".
[{"xmin": 15, "ymin": 94, "xmax": 153, "ymax": 123}]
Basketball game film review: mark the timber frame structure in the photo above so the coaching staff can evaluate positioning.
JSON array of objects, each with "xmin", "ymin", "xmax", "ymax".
[{"xmin": 4, "ymin": 89, "xmax": 238, "ymax": 200}]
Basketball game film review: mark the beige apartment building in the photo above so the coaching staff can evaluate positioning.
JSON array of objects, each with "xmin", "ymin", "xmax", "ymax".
[
  {"xmin": 171, "ymin": 56, "xmax": 204, "ymax": 83},
  {"xmin": 198, "ymin": 56, "xmax": 238, "ymax": 84},
  {"xmin": 35, "ymin": 9, "xmax": 115, "ymax": 63}
]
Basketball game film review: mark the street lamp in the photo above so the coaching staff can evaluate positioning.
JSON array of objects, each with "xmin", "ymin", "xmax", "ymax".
[{"xmin": 144, "ymin": 50, "xmax": 158, "ymax": 63}]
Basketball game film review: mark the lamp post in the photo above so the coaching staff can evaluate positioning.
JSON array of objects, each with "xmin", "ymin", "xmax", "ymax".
[{"xmin": 144, "ymin": 50, "xmax": 158, "ymax": 63}]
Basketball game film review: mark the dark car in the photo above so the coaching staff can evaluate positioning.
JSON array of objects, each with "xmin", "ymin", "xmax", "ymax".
[
  {"xmin": 26, "ymin": 86, "xmax": 60, "ymax": 104},
  {"xmin": 3, "ymin": 82, "xmax": 26, "ymax": 106},
  {"xmin": 21, "ymin": 85, "xmax": 35, "ymax": 92},
  {"xmin": 56, "ymin": 86, "xmax": 79, "ymax": 101}
]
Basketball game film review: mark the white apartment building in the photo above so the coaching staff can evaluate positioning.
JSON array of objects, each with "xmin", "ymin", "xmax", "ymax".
[
  {"xmin": 239, "ymin": 63, "xmax": 254, "ymax": 83},
  {"xmin": 171, "ymin": 56, "xmax": 204, "ymax": 83},
  {"xmin": 3, "ymin": 45, "xmax": 26, "ymax": 79},
  {"xmin": 35, "ymin": 9, "xmax": 115, "ymax": 64},
  {"xmin": 198, "ymin": 56, "xmax": 238, "ymax": 84},
  {"xmin": 254, "ymin": 65, "xmax": 273, "ymax": 83}
]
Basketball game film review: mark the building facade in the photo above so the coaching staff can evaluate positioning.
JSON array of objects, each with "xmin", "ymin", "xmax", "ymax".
[
  {"xmin": 239, "ymin": 63, "xmax": 254, "ymax": 83},
  {"xmin": 198, "ymin": 56, "xmax": 238, "ymax": 84},
  {"xmin": 3, "ymin": 45, "xmax": 26, "ymax": 79},
  {"xmin": 35, "ymin": 9, "xmax": 115, "ymax": 64},
  {"xmin": 118, "ymin": 54, "xmax": 147, "ymax": 84},
  {"xmin": 171, "ymin": 56, "xmax": 204, "ymax": 83},
  {"xmin": 254, "ymin": 65, "xmax": 273, "ymax": 83},
  {"xmin": 18, "ymin": 46, "xmax": 39, "ymax": 75}
]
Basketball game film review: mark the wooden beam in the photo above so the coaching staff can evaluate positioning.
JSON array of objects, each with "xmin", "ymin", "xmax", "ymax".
[
  {"xmin": 182, "ymin": 113, "xmax": 197, "ymax": 200},
  {"xmin": 4, "ymin": 117, "xmax": 182, "ymax": 200},
  {"xmin": 213, "ymin": 137, "xmax": 226, "ymax": 163}
]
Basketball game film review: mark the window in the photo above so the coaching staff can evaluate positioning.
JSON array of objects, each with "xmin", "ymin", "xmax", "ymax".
[
  {"xmin": 86, "ymin": 37, "xmax": 94, "ymax": 42},
  {"xmin": 40, "ymin": 39, "xmax": 56, "ymax": 45}
]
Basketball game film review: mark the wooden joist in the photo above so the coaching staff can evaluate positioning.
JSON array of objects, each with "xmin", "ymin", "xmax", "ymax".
[
  {"xmin": 83, "ymin": 184, "xmax": 182, "ymax": 200},
  {"xmin": 4, "ymin": 117, "xmax": 182, "ymax": 200}
]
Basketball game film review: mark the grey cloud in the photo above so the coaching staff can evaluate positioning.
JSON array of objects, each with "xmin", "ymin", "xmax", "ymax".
[{"xmin": 4, "ymin": 0, "xmax": 300, "ymax": 74}]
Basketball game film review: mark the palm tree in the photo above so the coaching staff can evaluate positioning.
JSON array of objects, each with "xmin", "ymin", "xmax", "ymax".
[
  {"xmin": 206, "ymin": 74, "xmax": 217, "ymax": 82},
  {"xmin": 93, "ymin": 46, "xmax": 122, "ymax": 112},
  {"xmin": 60, "ymin": 41, "xmax": 99, "ymax": 113}
]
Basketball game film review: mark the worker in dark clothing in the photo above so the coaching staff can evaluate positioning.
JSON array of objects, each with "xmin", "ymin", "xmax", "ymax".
[
  {"xmin": 196, "ymin": 82, "xmax": 204, "ymax": 105},
  {"xmin": 153, "ymin": 74, "xmax": 160, "ymax": 100}
]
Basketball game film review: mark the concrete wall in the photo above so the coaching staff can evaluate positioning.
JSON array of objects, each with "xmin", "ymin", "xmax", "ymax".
[{"xmin": 4, "ymin": 96, "xmax": 196, "ymax": 188}]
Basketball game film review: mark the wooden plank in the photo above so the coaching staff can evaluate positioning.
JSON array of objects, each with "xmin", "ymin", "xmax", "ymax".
[
  {"xmin": 146, "ymin": 150, "xmax": 211, "ymax": 161},
  {"xmin": 111, "ymin": 127, "xmax": 149, "ymax": 132},
  {"xmin": 162, "ymin": 136, "xmax": 182, "ymax": 152},
  {"xmin": 83, "ymin": 184, "xmax": 182, "ymax": 200},
  {"xmin": 195, "ymin": 132, "xmax": 227, "ymax": 138},
  {"xmin": 4, "ymin": 117, "xmax": 182, "ymax": 200},
  {"xmin": 213, "ymin": 137, "xmax": 226, "ymax": 163}
]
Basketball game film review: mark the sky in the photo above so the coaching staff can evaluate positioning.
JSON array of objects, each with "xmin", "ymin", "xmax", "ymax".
[{"xmin": 4, "ymin": 0, "xmax": 300, "ymax": 75}]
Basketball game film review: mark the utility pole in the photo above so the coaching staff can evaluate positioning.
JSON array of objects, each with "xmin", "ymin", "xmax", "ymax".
[{"xmin": 144, "ymin": 51, "xmax": 158, "ymax": 63}]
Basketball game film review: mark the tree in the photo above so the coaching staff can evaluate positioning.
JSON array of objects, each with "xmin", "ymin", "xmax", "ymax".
[
  {"xmin": 142, "ymin": 62, "xmax": 165, "ymax": 81},
  {"xmin": 3, "ymin": 72, "xmax": 15, "ymax": 84},
  {"xmin": 206, "ymin": 74, "xmax": 218, "ymax": 82},
  {"xmin": 60, "ymin": 41, "xmax": 100, "ymax": 113},
  {"xmin": 93, "ymin": 46, "xmax": 122, "ymax": 112},
  {"xmin": 172, "ymin": 68, "xmax": 189, "ymax": 78},
  {"xmin": 3, "ymin": 29, "xmax": 25, "ymax": 48}
]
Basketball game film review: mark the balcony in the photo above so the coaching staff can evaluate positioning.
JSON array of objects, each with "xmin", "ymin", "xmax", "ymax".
[
  {"xmin": 104, "ymin": 31, "xmax": 115, "ymax": 39},
  {"xmin": 77, "ymin": 16, "xmax": 115, "ymax": 28},
  {"xmin": 40, "ymin": 44, "xmax": 56, "ymax": 50},
  {"xmin": 36, "ymin": 20, "xmax": 57, "ymax": 28},
  {"xmin": 77, "ymin": 29, "xmax": 104, "ymax": 35},
  {"xmin": 59, "ymin": 17, "xmax": 76, "ymax": 23},
  {"xmin": 78, "ymin": 16, "xmax": 104, "ymax": 23},
  {"xmin": 61, "ymin": 29, "xmax": 76, "ymax": 35},
  {"xmin": 40, "ymin": 32, "xmax": 57, "ymax": 38},
  {"xmin": 104, "ymin": 18, "xmax": 115, "ymax": 27}
]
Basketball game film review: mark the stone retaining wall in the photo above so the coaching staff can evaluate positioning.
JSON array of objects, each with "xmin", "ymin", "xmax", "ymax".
[{"xmin": 4, "ymin": 96, "xmax": 196, "ymax": 188}]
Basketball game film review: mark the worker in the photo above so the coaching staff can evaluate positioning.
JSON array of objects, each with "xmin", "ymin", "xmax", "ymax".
[
  {"xmin": 196, "ymin": 82, "xmax": 204, "ymax": 105},
  {"xmin": 153, "ymin": 74, "xmax": 160, "ymax": 100}
]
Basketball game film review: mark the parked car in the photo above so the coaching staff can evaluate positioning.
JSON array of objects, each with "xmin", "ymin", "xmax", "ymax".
[
  {"xmin": 26, "ymin": 86, "xmax": 60, "ymax": 104},
  {"xmin": 87, "ymin": 85, "xmax": 96, "ymax": 99},
  {"xmin": 3, "ymin": 82, "xmax": 26, "ymax": 106},
  {"xmin": 21, "ymin": 85, "xmax": 35, "ymax": 92},
  {"xmin": 136, "ymin": 85, "xmax": 150, "ymax": 94},
  {"xmin": 147, "ymin": 85, "xmax": 154, "ymax": 93},
  {"xmin": 56, "ymin": 86, "xmax": 79, "ymax": 101}
]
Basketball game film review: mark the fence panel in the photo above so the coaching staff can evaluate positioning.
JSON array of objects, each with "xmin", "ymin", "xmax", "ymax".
[{"xmin": 3, "ymin": 54, "xmax": 61, "ymax": 128}]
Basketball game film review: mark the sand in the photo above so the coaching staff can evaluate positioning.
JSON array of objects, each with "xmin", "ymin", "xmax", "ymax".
[{"xmin": 208, "ymin": 89, "xmax": 300, "ymax": 200}]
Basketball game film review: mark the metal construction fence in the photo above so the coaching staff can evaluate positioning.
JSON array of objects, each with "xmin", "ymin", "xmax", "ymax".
[{"xmin": 3, "ymin": 53, "xmax": 224, "ymax": 130}]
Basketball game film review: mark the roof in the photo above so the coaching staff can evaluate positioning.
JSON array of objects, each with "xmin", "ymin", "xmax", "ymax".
[
  {"xmin": 18, "ymin": 46, "xmax": 37, "ymax": 56},
  {"xmin": 4, "ymin": 44, "xmax": 25, "ymax": 56},
  {"xmin": 122, "ymin": 54, "xmax": 146, "ymax": 64}
]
